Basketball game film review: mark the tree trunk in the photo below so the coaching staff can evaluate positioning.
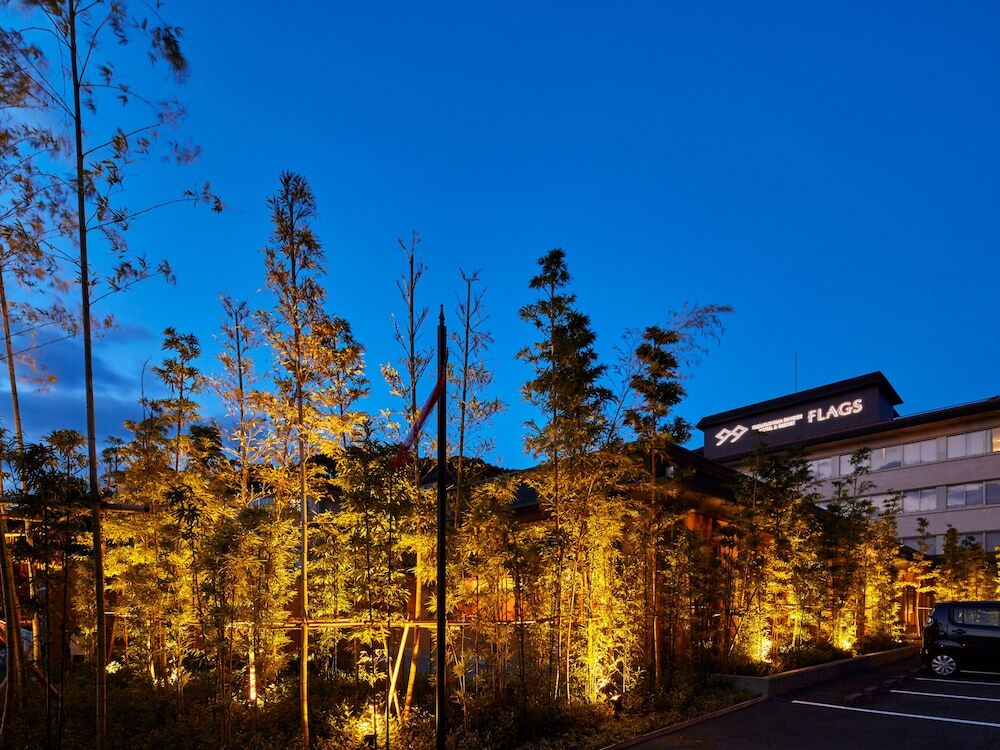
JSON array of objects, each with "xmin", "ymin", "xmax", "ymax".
[
  {"xmin": 67, "ymin": 3, "xmax": 107, "ymax": 744},
  {"xmin": 403, "ymin": 562, "xmax": 422, "ymax": 716},
  {"xmin": 0, "ymin": 511, "xmax": 26, "ymax": 722}
]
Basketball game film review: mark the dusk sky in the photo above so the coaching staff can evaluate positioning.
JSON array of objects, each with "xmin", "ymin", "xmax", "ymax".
[{"xmin": 7, "ymin": 1, "xmax": 999, "ymax": 468}]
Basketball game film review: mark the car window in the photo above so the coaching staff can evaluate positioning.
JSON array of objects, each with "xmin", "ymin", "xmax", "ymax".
[{"xmin": 953, "ymin": 607, "xmax": 1000, "ymax": 627}]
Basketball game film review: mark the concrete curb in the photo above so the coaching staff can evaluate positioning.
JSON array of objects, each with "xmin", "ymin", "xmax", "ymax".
[
  {"xmin": 597, "ymin": 695, "xmax": 768, "ymax": 750},
  {"xmin": 718, "ymin": 645, "xmax": 919, "ymax": 698}
]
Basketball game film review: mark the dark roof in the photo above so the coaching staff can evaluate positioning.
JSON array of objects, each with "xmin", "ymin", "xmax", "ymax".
[
  {"xmin": 662, "ymin": 442, "xmax": 742, "ymax": 500},
  {"xmin": 696, "ymin": 371, "xmax": 902, "ymax": 429}
]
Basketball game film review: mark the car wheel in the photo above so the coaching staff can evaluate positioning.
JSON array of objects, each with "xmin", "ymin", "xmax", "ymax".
[{"xmin": 930, "ymin": 653, "xmax": 959, "ymax": 677}]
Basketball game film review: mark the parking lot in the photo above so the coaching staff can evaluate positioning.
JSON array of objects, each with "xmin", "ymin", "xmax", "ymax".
[{"xmin": 633, "ymin": 657, "xmax": 1000, "ymax": 749}]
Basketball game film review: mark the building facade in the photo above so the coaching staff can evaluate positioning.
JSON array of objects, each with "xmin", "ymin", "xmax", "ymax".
[{"xmin": 696, "ymin": 372, "xmax": 1000, "ymax": 556}]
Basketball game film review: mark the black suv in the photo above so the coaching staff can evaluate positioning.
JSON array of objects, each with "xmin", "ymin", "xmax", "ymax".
[{"xmin": 922, "ymin": 601, "xmax": 1000, "ymax": 677}]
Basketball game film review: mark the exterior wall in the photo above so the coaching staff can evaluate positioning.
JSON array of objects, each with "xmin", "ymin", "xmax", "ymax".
[{"xmin": 803, "ymin": 412, "xmax": 1000, "ymax": 553}]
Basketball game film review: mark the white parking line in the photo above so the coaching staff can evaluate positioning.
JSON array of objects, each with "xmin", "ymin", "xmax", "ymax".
[
  {"xmin": 916, "ymin": 677, "xmax": 1000, "ymax": 687},
  {"xmin": 790, "ymin": 700, "xmax": 1000, "ymax": 728},
  {"xmin": 892, "ymin": 689, "xmax": 1000, "ymax": 703}
]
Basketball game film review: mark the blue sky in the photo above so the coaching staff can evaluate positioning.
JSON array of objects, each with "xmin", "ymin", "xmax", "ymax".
[{"xmin": 5, "ymin": 1, "xmax": 999, "ymax": 467}]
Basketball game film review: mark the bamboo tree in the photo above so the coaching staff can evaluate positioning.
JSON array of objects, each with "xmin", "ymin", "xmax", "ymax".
[
  {"xmin": 216, "ymin": 294, "xmax": 298, "ymax": 710},
  {"xmin": 154, "ymin": 329, "xmax": 204, "ymax": 477},
  {"xmin": 518, "ymin": 248, "xmax": 611, "ymax": 701},
  {"xmin": 1, "ymin": 6, "xmax": 219, "ymax": 741},
  {"xmin": 102, "ymin": 396, "xmax": 172, "ymax": 684},
  {"xmin": 907, "ymin": 517, "xmax": 936, "ymax": 614},
  {"xmin": 819, "ymin": 448, "xmax": 889, "ymax": 645},
  {"xmin": 152, "ymin": 328, "xmax": 209, "ymax": 707},
  {"xmin": 382, "ymin": 231, "xmax": 432, "ymax": 717},
  {"xmin": 261, "ymin": 172, "xmax": 319, "ymax": 747},
  {"xmin": 622, "ymin": 325, "xmax": 688, "ymax": 687},
  {"xmin": 217, "ymin": 297, "xmax": 261, "ymax": 511},
  {"xmin": 450, "ymin": 269, "xmax": 502, "ymax": 526},
  {"xmin": 0, "ymin": 430, "xmax": 26, "ymax": 725},
  {"xmin": 259, "ymin": 171, "xmax": 361, "ymax": 746},
  {"xmin": 447, "ymin": 269, "xmax": 501, "ymax": 717},
  {"xmin": 604, "ymin": 306, "xmax": 728, "ymax": 685},
  {"xmin": 322, "ymin": 316, "xmax": 368, "ymax": 450}
]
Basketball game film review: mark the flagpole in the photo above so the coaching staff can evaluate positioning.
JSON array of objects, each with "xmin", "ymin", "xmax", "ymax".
[{"xmin": 436, "ymin": 306, "xmax": 447, "ymax": 750}]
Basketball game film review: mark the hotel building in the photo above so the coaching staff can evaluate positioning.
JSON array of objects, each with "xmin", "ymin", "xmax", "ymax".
[{"xmin": 696, "ymin": 372, "xmax": 1000, "ymax": 555}]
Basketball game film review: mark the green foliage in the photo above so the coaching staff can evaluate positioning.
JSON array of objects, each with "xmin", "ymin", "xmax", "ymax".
[
  {"xmin": 518, "ymin": 248, "xmax": 611, "ymax": 460},
  {"xmin": 853, "ymin": 633, "xmax": 905, "ymax": 654},
  {"xmin": 776, "ymin": 642, "xmax": 852, "ymax": 671},
  {"xmin": 938, "ymin": 525, "xmax": 994, "ymax": 601}
]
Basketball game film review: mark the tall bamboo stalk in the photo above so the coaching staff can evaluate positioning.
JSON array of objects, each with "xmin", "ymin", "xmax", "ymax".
[{"xmin": 67, "ymin": 2, "xmax": 107, "ymax": 743}]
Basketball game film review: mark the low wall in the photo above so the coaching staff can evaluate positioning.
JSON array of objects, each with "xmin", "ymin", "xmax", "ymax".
[{"xmin": 722, "ymin": 644, "xmax": 919, "ymax": 697}]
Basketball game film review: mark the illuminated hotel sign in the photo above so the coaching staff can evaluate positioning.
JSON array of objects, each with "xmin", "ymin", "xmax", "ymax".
[
  {"xmin": 712, "ymin": 399, "xmax": 864, "ymax": 447},
  {"xmin": 698, "ymin": 374, "xmax": 901, "ymax": 462}
]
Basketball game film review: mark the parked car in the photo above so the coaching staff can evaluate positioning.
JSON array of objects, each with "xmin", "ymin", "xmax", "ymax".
[{"xmin": 922, "ymin": 601, "xmax": 1000, "ymax": 677}]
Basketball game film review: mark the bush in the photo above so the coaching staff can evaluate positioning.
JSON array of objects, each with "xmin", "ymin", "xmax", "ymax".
[
  {"xmin": 705, "ymin": 653, "xmax": 773, "ymax": 676},
  {"xmin": 853, "ymin": 633, "xmax": 905, "ymax": 654},
  {"xmin": 776, "ymin": 642, "xmax": 852, "ymax": 671}
]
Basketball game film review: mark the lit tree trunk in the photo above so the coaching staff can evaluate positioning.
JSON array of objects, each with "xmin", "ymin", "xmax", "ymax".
[
  {"xmin": 392, "ymin": 237, "xmax": 429, "ymax": 719},
  {"xmin": 261, "ymin": 174, "xmax": 334, "ymax": 748},
  {"xmin": 403, "ymin": 572, "xmax": 422, "ymax": 717},
  {"xmin": 0, "ymin": 484, "xmax": 26, "ymax": 720},
  {"xmin": 0, "ymin": 263, "xmax": 29, "ymax": 718},
  {"xmin": 288, "ymin": 239, "xmax": 310, "ymax": 750},
  {"xmin": 297, "ymin": 403, "xmax": 309, "ymax": 750},
  {"xmin": 454, "ymin": 276, "xmax": 472, "ymax": 528},
  {"xmin": 67, "ymin": 3, "xmax": 107, "ymax": 743}
]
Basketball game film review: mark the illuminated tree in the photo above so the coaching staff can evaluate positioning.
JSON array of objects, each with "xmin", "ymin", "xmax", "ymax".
[
  {"xmin": 518, "ymin": 248, "xmax": 612, "ymax": 701},
  {"xmin": 450, "ymin": 269, "xmax": 502, "ymax": 524},
  {"xmin": 258, "ymin": 171, "xmax": 362, "ymax": 746},
  {"xmin": 381, "ymin": 231, "xmax": 433, "ymax": 717},
  {"xmin": 1, "ymin": 5, "xmax": 219, "ymax": 739},
  {"xmin": 12, "ymin": 431, "xmax": 87, "ymax": 745},
  {"xmin": 723, "ymin": 447, "xmax": 817, "ymax": 667},
  {"xmin": 212, "ymin": 295, "xmax": 291, "ymax": 715},
  {"xmin": 939, "ymin": 526, "xmax": 992, "ymax": 601},
  {"xmin": 620, "ymin": 309, "xmax": 727, "ymax": 686}
]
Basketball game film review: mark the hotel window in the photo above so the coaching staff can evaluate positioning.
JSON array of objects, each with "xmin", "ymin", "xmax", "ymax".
[
  {"xmin": 969, "ymin": 430, "xmax": 987, "ymax": 455},
  {"xmin": 839, "ymin": 452, "xmax": 870, "ymax": 475},
  {"xmin": 901, "ymin": 488, "xmax": 937, "ymax": 513},
  {"xmin": 902, "ymin": 439, "xmax": 938, "ymax": 465},
  {"xmin": 948, "ymin": 434, "xmax": 966, "ymax": 458},
  {"xmin": 870, "ymin": 449, "xmax": 885, "ymax": 471},
  {"xmin": 968, "ymin": 482, "xmax": 985, "ymax": 506},
  {"xmin": 810, "ymin": 457, "xmax": 833, "ymax": 479},
  {"xmin": 993, "ymin": 428, "xmax": 1000, "ymax": 453},
  {"xmin": 948, "ymin": 430, "xmax": 989, "ymax": 459},
  {"xmin": 948, "ymin": 482, "xmax": 986, "ymax": 508},
  {"xmin": 947, "ymin": 484, "xmax": 964, "ymax": 507},
  {"xmin": 988, "ymin": 481, "xmax": 1000, "ymax": 505},
  {"xmin": 883, "ymin": 445, "xmax": 902, "ymax": 469}
]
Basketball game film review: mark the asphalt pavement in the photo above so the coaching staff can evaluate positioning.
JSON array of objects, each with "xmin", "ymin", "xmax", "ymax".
[{"xmin": 630, "ymin": 656, "xmax": 1000, "ymax": 749}]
